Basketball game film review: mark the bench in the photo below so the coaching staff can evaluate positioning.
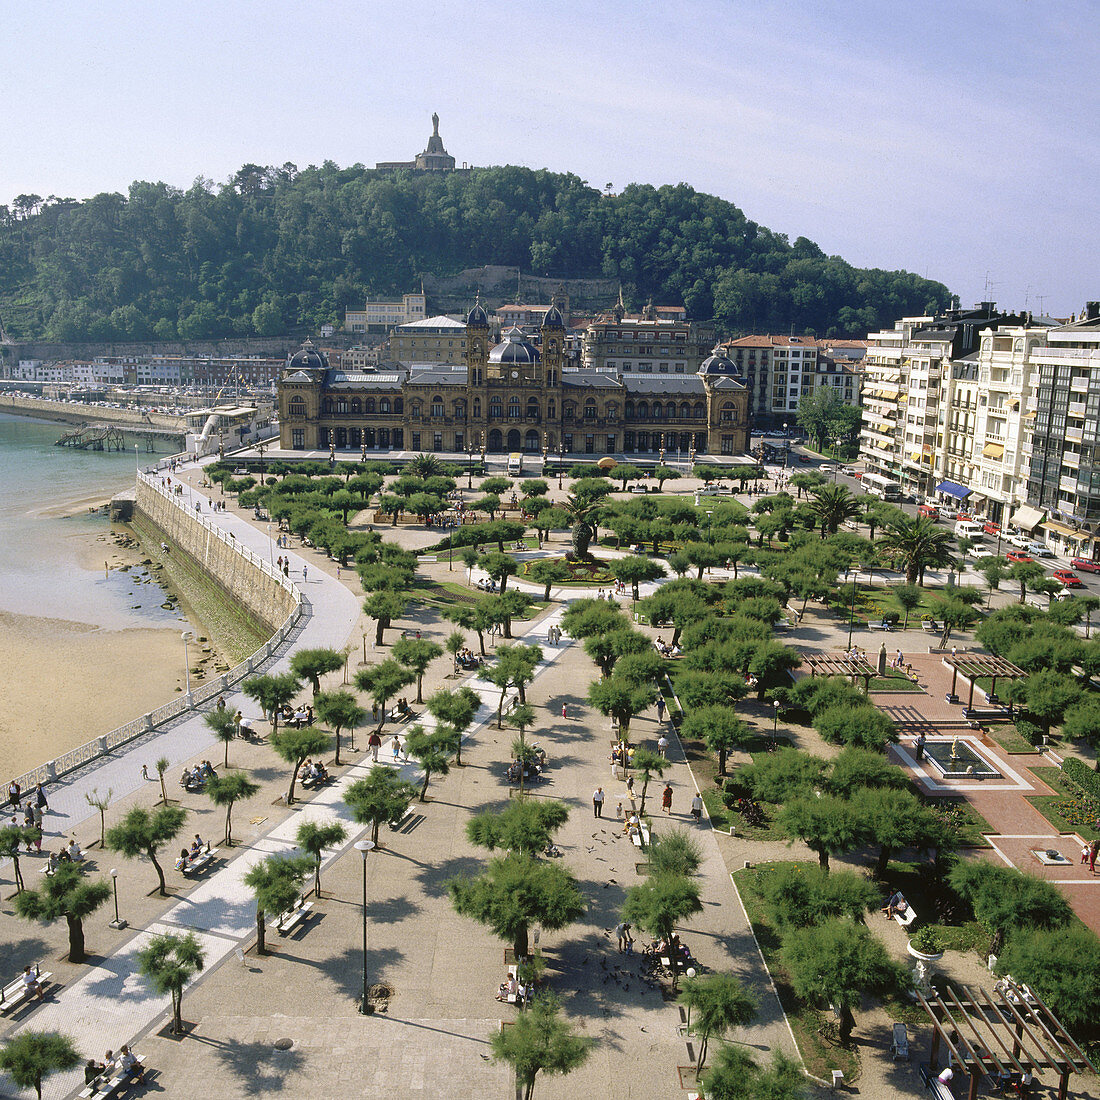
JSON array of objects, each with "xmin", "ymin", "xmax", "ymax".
[
  {"xmin": 0, "ymin": 969, "xmax": 52, "ymax": 1014},
  {"xmin": 276, "ymin": 899, "xmax": 314, "ymax": 936},
  {"xmin": 871, "ymin": 620, "xmax": 894, "ymax": 632},
  {"xmin": 390, "ymin": 806, "xmax": 415, "ymax": 830},
  {"xmin": 630, "ymin": 822, "xmax": 651, "ymax": 849},
  {"xmin": 921, "ymin": 620, "xmax": 938, "ymax": 633},
  {"xmin": 78, "ymin": 1054, "xmax": 146, "ymax": 1098},
  {"xmin": 918, "ymin": 1064, "xmax": 955, "ymax": 1100},
  {"xmin": 181, "ymin": 847, "xmax": 219, "ymax": 876},
  {"xmin": 893, "ymin": 908, "xmax": 917, "ymax": 929}
]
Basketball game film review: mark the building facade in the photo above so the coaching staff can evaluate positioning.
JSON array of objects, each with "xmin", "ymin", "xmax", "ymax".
[
  {"xmin": 344, "ymin": 293, "xmax": 427, "ymax": 333},
  {"xmin": 581, "ymin": 306, "xmax": 715, "ymax": 378},
  {"xmin": 277, "ymin": 306, "xmax": 750, "ymax": 459},
  {"xmin": 388, "ymin": 315, "xmax": 468, "ymax": 364}
]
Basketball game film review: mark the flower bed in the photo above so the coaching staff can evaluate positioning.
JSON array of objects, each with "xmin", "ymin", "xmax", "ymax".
[{"xmin": 521, "ymin": 556, "xmax": 617, "ymax": 586}]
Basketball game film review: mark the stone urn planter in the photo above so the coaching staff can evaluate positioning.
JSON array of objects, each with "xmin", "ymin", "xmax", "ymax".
[{"xmin": 907, "ymin": 936, "xmax": 944, "ymax": 997}]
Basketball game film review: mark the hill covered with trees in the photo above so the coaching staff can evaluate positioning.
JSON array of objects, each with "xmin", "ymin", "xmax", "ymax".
[{"xmin": 0, "ymin": 163, "xmax": 952, "ymax": 342}]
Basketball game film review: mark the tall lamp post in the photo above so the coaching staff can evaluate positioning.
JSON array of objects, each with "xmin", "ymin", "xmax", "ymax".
[
  {"xmin": 109, "ymin": 868, "xmax": 126, "ymax": 929},
  {"xmin": 846, "ymin": 569, "xmax": 858, "ymax": 650},
  {"xmin": 558, "ymin": 440, "xmax": 565, "ymax": 489},
  {"xmin": 355, "ymin": 839, "xmax": 376, "ymax": 1014},
  {"xmin": 467, "ymin": 442, "xmax": 474, "ymax": 489},
  {"xmin": 181, "ymin": 631, "xmax": 194, "ymax": 701}
]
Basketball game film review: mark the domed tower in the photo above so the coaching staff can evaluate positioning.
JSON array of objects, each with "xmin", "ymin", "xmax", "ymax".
[
  {"xmin": 279, "ymin": 339, "xmax": 329, "ymax": 450},
  {"xmin": 465, "ymin": 297, "xmax": 490, "ymax": 384},
  {"xmin": 698, "ymin": 348, "xmax": 750, "ymax": 454}
]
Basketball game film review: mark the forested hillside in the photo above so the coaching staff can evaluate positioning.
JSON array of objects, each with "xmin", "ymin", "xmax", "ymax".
[{"xmin": 0, "ymin": 163, "xmax": 951, "ymax": 342}]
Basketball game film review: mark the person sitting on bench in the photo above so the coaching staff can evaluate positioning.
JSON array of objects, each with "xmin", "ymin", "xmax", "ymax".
[
  {"xmin": 118, "ymin": 1045, "xmax": 144, "ymax": 1082},
  {"xmin": 882, "ymin": 891, "xmax": 909, "ymax": 920},
  {"xmin": 22, "ymin": 966, "xmax": 43, "ymax": 1001},
  {"xmin": 84, "ymin": 1058, "xmax": 106, "ymax": 1085},
  {"xmin": 174, "ymin": 848, "xmax": 191, "ymax": 872},
  {"xmin": 66, "ymin": 838, "xmax": 84, "ymax": 862}
]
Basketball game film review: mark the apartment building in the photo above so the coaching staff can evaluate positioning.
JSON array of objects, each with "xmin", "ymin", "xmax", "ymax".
[
  {"xmin": 389, "ymin": 315, "xmax": 468, "ymax": 364},
  {"xmin": 582, "ymin": 306, "xmax": 714, "ymax": 377},
  {"xmin": 344, "ymin": 293, "xmax": 427, "ymax": 333}
]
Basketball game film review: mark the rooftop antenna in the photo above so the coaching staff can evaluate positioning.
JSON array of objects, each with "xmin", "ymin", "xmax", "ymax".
[{"xmin": 1036, "ymin": 294, "xmax": 1046, "ymax": 317}]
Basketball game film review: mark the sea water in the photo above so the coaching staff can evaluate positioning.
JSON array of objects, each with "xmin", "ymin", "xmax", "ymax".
[{"xmin": 0, "ymin": 412, "xmax": 183, "ymax": 627}]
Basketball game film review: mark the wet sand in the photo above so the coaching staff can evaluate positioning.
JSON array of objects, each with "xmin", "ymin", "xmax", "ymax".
[{"xmin": 0, "ymin": 610, "xmax": 190, "ymax": 777}]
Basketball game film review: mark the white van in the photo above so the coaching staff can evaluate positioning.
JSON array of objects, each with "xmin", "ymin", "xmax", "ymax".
[{"xmin": 954, "ymin": 521, "xmax": 985, "ymax": 541}]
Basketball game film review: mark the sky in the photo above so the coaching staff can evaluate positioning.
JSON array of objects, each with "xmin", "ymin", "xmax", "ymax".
[{"xmin": 4, "ymin": 0, "xmax": 1097, "ymax": 318}]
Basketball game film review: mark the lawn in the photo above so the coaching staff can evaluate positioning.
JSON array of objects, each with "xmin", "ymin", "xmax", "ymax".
[
  {"xmin": 824, "ymin": 583, "xmax": 967, "ymax": 627},
  {"xmin": 985, "ymin": 721, "xmax": 1042, "ymax": 755},
  {"xmin": 928, "ymin": 798, "xmax": 994, "ymax": 848},
  {"xmin": 869, "ymin": 670, "xmax": 924, "ymax": 692},
  {"xmin": 734, "ymin": 862, "xmax": 861, "ymax": 1084},
  {"xmin": 1027, "ymin": 766, "xmax": 1100, "ymax": 839}
]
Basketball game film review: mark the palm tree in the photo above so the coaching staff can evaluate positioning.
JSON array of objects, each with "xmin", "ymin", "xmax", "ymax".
[
  {"xmin": 561, "ymin": 492, "xmax": 601, "ymax": 560},
  {"xmin": 878, "ymin": 515, "xmax": 954, "ymax": 585},
  {"xmin": 808, "ymin": 485, "xmax": 861, "ymax": 537}
]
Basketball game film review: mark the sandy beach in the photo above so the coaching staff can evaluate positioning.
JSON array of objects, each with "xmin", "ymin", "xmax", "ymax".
[{"xmin": 0, "ymin": 610, "xmax": 192, "ymax": 778}]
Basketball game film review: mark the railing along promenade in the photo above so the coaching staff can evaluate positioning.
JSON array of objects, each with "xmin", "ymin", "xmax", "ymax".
[{"xmin": 9, "ymin": 471, "xmax": 302, "ymax": 794}]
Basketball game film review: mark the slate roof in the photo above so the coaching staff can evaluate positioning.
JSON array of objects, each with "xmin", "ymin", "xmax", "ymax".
[{"xmin": 622, "ymin": 375, "xmax": 708, "ymax": 395}]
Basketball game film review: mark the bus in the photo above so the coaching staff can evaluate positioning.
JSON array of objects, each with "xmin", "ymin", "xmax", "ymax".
[
  {"xmin": 861, "ymin": 472, "xmax": 903, "ymax": 501},
  {"xmin": 507, "ymin": 452, "xmax": 523, "ymax": 476}
]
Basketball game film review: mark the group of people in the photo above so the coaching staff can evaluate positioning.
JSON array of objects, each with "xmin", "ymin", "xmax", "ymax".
[
  {"xmin": 84, "ymin": 1046, "xmax": 144, "ymax": 1086},
  {"xmin": 180, "ymin": 761, "xmax": 215, "ymax": 791},
  {"xmin": 173, "ymin": 834, "xmax": 210, "ymax": 872},
  {"xmin": 44, "ymin": 838, "xmax": 84, "ymax": 872},
  {"xmin": 299, "ymin": 759, "xmax": 330, "ymax": 787},
  {"xmin": 545, "ymin": 624, "xmax": 563, "ymax": 645},
  {"xmin": 280, "ymin": 702, "xmax": 314, "ymax": 728},
  {"xmin": 1082, "ymin": 838, "xmax": 1100, "ymax": 873},
  {"xmin": 653, "ymin": 636, "xmax": 682, "ymax": 658},
  {"xmin": 455, "ymin": 647, "xmax": 483, "ymax": 670}
]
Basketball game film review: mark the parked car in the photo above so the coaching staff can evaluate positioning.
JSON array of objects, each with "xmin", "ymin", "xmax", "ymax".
[
  {"xmin": 1006, "ymin": 533, "xmax": 1033, "ymax": 549},
  {"xmin": 983, "ymin": 521, "xmax": 1001, "ymax": 536},
  {"xmin": 1053, "ymin": 569, "xmax": 1084, "ymax": 587},
  {"xmin": 1006, "ymin": 550, "xmax": 1034, "ymax": 563},
  {"xmin": 1071, "ymin": 557, "xmax": 1100, "ymax": 574},
  {"xmin": 841, "ymin": 466, "xmax": 858, "ymax": 476},
  {"xmin": 918, "ymin": 504, "xmax": 939, "ymax": 519},
  {"xmin": 1027, "ymin": 542, "xmax": 1056, "ymax": 558},
  {"xmin": 971, "ymin": 548, "xmax": 998, "ymax": 561}
]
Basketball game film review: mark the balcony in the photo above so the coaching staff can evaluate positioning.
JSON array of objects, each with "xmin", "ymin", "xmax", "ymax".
[
  {"xmin": 1064, "ymin": 451, "xmax": 1081, "ymax": 469},
  {"xmin": 1066, "ymin": 426, "xmax": 1084, "ymax": 444},
  {"xmin": 1061, "ymin": 475, "xmax": 1079, "ymax": 495},
  {"xmin": 1069, "ymin": 401, "xmax": 1087, "ymax": 419},
  {"xmin": 1071, "ymin": 376, "xmax": 1089, "ymax": 392}
]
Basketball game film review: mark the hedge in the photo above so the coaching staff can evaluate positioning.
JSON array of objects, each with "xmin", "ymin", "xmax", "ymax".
[{"xmin": 1062, "ymin": 757, "xmax": 1100, "ymax": 805}]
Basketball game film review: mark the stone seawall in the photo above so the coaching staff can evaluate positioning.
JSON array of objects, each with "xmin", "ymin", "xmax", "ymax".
[
  {"xmin": 135, "ymin": 481, "xmax": 294, "ymax": 635},
  {"xmin": 0, "ymin": 394, "xmax": 188, "ymax": 433}
]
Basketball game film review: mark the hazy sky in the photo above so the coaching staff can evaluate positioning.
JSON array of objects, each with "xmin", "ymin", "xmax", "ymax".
[{"xmin": 5, "ymin": 0, "xmax": 1097, "ymax": 317}]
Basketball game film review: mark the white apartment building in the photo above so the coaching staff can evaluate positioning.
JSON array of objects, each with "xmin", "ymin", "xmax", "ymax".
[{"xmin": 344, "ymin": 293, "xmax": 427, "ymax": 333}]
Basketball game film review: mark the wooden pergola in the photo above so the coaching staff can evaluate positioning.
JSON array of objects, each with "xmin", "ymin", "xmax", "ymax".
[
  {"xmin": 803, "ymin": 653, "xmax": 877, "ymax": 692},
  {"xmin": 942, "ymin": 654, "xmax": 1026, "ymax": 713},
  {"xmin": 917, "ymin": 978, "xmax": 1094, "ymax": 1100}
]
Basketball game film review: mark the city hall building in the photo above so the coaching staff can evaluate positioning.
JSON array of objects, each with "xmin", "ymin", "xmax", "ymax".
[{"xmin": 277, "ymin": 304, "xmax": 750, "ymax": 459}]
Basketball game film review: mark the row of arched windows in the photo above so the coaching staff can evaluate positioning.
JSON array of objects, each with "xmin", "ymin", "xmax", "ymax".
[
  {"xmin": 319, "ymin": 396, "xmax": 403, "ymax": 415},
  {"xmin": 623, "ymin": 400, "xmax": 706, "ymax": 420}
]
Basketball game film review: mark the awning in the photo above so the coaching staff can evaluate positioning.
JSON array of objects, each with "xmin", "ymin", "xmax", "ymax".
[
  {"xmin": 1042, "ymin": 521, "xmax": 1082, "ymax": 539},
  {"xmin": 936, "ymin": 481, "xmax": 971, "ymax": 500},
  {"xmin": 982, "ymin": 442, "xmax": 1005, "ymax": 459},
  {"xmin": 1011, "ymin": 504, "xmax": 1045, "ymax": 531},
  {"xmin": 968, "ymin": 492, "xmax": 986, "ymax": 505}
]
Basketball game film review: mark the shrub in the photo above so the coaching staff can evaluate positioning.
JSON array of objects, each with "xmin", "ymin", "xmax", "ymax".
[
  {"xmin": 910, "ymin": 926, "xmax": 943, "ymax": 955},
  {"xmin": 1062, "ymin": 757, "xmax": 1100, "ymax": 804}
]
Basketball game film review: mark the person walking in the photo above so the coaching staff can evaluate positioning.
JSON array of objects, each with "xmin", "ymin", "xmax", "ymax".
[
  {"xmin": 656, "ymin": 696, "xmax": 666, "ymax": 723},
  {"xmin": 662, "ymin": 783, "xmax": 673, "ymax": 815},
  {"xmin": 592, "ymin": 787, "xmax": 605, "ymax": 818},
  {"xmin": 392, "ymin": 735, "xmax": 401, "ymax": 761},
  {"xmin": 561, "ymin": 703, "xmax": 568, "ymax": 721},
  {"xmin": 1090, "ymin": 838, "xmax": 1099, "ymax": 875},
  {"xmin": 690, "ymin": 792, "xmax": 703, "ymax": 822},
  {"xmin": 368, "ymin": 730, "xmax": 382, "ymax": 763},
  {"xmin": 302, "ymin": 565, "xmax": 308, "ymax": 582},
  {"xmin": 657, "ymin": 734, "xmax": 669, "ymax": 758}
]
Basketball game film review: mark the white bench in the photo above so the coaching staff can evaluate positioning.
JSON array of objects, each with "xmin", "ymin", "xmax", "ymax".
[
  {"xmin": 78, "ymin": 1054, "xmax": 146, "ymax": 1098},
  {"xmin": 918, "ymin": 1064, "xmax": 955, "ymax": 1099},
  {"xmin": 181, "ymin": 847, "xmax": 219, "ymax": 876},
  {"xmin": 390, "ymin": 806, "xmax": 414, "ymax": 830},
  {"xmin": 630, "ymin": 822, "xmax": 651, "ymax": 848},
  {"xmin": 892, "ymin": 908, "xmax": 917, "ymax": 929},
  {"xmin": 276, "ymin": 899, "xmax": 313, "ymax": 936},
  {"xmin": 0, "ymin": 969, "xmax": 51, "ymax": 1014}
]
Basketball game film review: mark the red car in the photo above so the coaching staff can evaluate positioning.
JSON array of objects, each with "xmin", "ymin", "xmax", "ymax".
[
  {"xmin": 1053, "ymin": 569, "xmax": 1083, "ymax": 588},
  {"xmin": 983, "ymin": 522, "xmax": 1001, "ymax": 535},
  {"xmin": 1006, "ymin": 550, "xmax": 1034, "ymax": 563},
  {"xmin": 1071, "ymin": 557, "xmax": 1100, "ymax": 574}
]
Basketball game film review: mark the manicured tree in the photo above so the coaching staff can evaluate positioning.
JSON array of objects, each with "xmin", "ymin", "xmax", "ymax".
[
  {"xmin": 613, "ymin": 650, "xmax": 665, "ymax": 690},
  {"xmin": 679, "ymin": 972, "xmax": 758, "ymax": 1073},
  {"xmin": 354, "ymin": 659, "xmax": 415, "ymax": 733},
  {"xmin": 629, "ymin": 747, "xmax": 668, "ymax": 816},
  {"xmin": 490, "ymin": 992, "xmax": 592, "ymax": 1100},
  {"xmin": 748, "ymin": 641, "xmax": 802, "ymax": 702},
  {"xmin": 1033, "ymin": 577, "xmax": 1065, "ymax": 607},
  {"xmin": 938, "ymin": 598, "xmax": 979, "ymax": 649},
  {"xmin": 479, "ymin": 551, "xmax": 518, "ymax": 593},
  {"xmin": 0, "ymin": 825, "xmax": 37, "ymax": 893},
  {"xmin": 1008, "ymin": 559, "xmax": 1045, "ymax": 604},
  {"xmin": 295, "ymin": 819, "xmax": 348, "ymax": 899},
  {"xmin": 486, "ymin": 643, "xmax": 542, "ymax": 727},
  {"xmin": 739, "ymin": 747, "xmax": 828, "ymax": 804},
  {"xmin": 314, "ymin": 688, "xmax": 366, "ymax": 766},
  {"xmin": 467, "ymin": 799, "xmax": 570, "ymax": 856},
  {"xmin": 0, "ymin": 1032, "xmax": 81, "ymax": 1100},
  {"xmin": 996, "ymin": 925, "xmax": 1100, "ymax": 1033},
  {"xmin": 14, "ymin": 862, "xmax": 112, "ymax": 963},
  {"xmin": 289, "ymin": 646, "xmax": 346, "ymax": 698},
  {"xmin": 204, "ymin": 707, "xmax": 238, "ymax": 769},
  {"xmin": 587, "ymin": 676, "xmax": 656, "ymax": 743},
  {"xmin": 137, "ymin": 931, "xmax": 206, "ymax": 1036},
  {"xmin": 778, "ymin": 795, "xmax": 865, "ymax": 872},
  {"xmin": 827, "ymin": 747, "xmax": 909, "ymax": 797},
  {"xmin": 949, "ymin": 861, "xmax": 1073, "ymax": 956},
  {"xmin": 425, "ymin": 685, "xmax": 481, "ymax": 767},
  {"xmin": 1062, "ymin": 696, "xmax": 1100, "ymax": 765},
  {"xmin": 1020, "ymin": 669, "xmax": 1082, "ymax": 738},
  {"xmin": 653, "ymin": 465, "xmax": 679, "ymax": 491},
  {"xmin": 405, "ymin": 724, "xmax": 452, "ymax": 801},
  {"xmin": 479, "ymin": 476, "xmax": 513, "ymax": 496},
  {"xmin": 612, "ymin": 554, "xmax": 667, "ymax": 601},
  {"xmin": 645, "ymin": 830, "xmax": 704, "ymax": 878},
  {"xmin": 862, "ymin": 788, "xmax": 940, "ymax": 878},
  {"xmin": 683, "ymin": 541, "xmax": 723, "ymax": 581},
  {"xmin": 756, "ymin": 862, "xmax": 879, "ymax": 931},
  {"xmin": 978, "ymin": 558, "xmax": 1007, "ymax": 606},
  {"xmin": 1076, "ymin": 593, "xmax": 1100, "ymax": 639},
  {"xmin": 449, "ymin": 852, "xmax": 587, "ymax": 959},
  {"xmin": 269, "ymin": 726, "xmax": 333, "ymax": 806},
  {"xmin": 497, "ymin": 590, "xmax": 535, "ymax": 638},
  {"xmin": 445, "ymin": 628, "xmax": 466, "ymax": 675},
  {"xmin": 83, "ymin": 787, "xmax": 113, "ymax": 849},
  {"xmin": 363, "ymin": 589, "xmax": 409, "ymax": 646},
  {"xmin": 611, "ymin": 463, "xmax": 643, "ymax": 490},
  {"xmin": 106, "ymin": 805, "xmax": 187, "ymax": 897},
  {"xmin": 583, "ymin": 627, "xmax": 652, "ymax": 678},
  {"xmin": 528, "ymin": 558, "xmax": 574, "ymax": 601},
  {"xmin": 242, "ymin": 670, "xmax": 303, "ymax": 735},
  {"xmin": 814, "ymin": 704, "xmax": 898, "ymax": 750},
  {"xmin": 622, "ymin": 872, "xmax": 703, "ymax": 985},
  {"xmin": 680, "ymin": 707, "xmax": 752, "ymax": 776},
  {"xmin": 392, "ymin": 637, "xmax": 444, "ymax": 704},
  {"xmin": 893, "ymin": 583, "xmax": 924, "ymax": 628},
  {"xmin": 474, "ymin": 493, "xmax": 501, "ymax": 521},
  {"xmin": 345, "ymin": 768, "xmax": 418, "ymax": 845},
  {"xmin": 244, "ymin": 853, "xmax": 313, "ymax": 956},
  {"xmin": 781, "ymin": 919, "xmax": 904, "ymax": 1042},
  {"xmin": 702, "ymin": 1047, "xmax": 808, "ymax": 1100},
  {"xmin": 205, "ymin": 772, "xmax": 259, "ymax": 846},
  {"xmin": 675, "ymin": 671, "xmax": 750, "ymax": 711}
]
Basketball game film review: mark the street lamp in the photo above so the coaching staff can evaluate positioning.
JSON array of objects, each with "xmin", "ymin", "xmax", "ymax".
[
  {"xmin": 181, "ymin": 631, "xmax": 194, "ymax": 700},
  {"xmin": 558, "ymin": 440, "xmax": 565, "ymax": 489},
  {"xmin": 109, "ymin": 868, "xmax": 126, "ymax": 929},
  {"xmin": 467, "ymin": 442, "xmax": 474, "ymax": 489},
  {"xmin": 355, "ymin": 839, "xmax": 376, "ymax": 1014},
  {"xmin": 267, "ymin": 523, "xmax": 274, "ymax": 568},
  {"xmin": 846, "ymin": 569, "xmax": 858, "ymax": 650},
  {"xmin": 772, "ymin": 699, "xmax": 780, "ymax": 737},
  {"xmin": 135, "ymin": 443, "xmax": 139, "ymax": 477}
]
